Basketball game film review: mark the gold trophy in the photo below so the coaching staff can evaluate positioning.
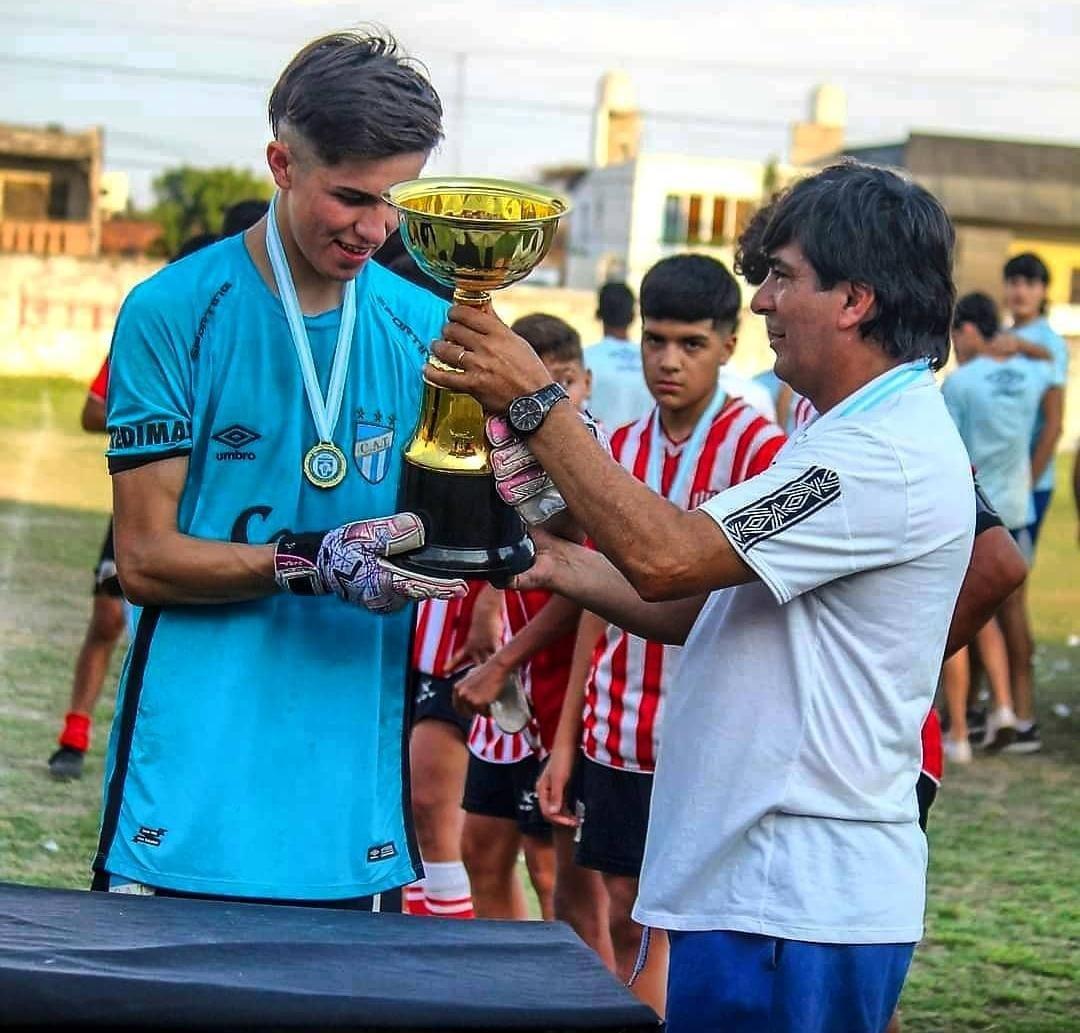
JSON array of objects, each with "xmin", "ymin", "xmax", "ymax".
[{"xmin": 384, "ymin": 177, "xmax": 571, "ymax": 583}]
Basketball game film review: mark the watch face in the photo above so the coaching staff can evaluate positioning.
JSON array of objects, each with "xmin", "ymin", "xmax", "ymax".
[{"xmin": 509, "ymin": 395, "xmax": 545, "ymax": 434}]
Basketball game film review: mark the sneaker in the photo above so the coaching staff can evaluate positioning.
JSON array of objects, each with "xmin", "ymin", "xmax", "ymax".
[
  {"xmin": 1002, "ymin": 724, "xmax": 1043, "ymax": 755},
  {"xmin": 980, "ymin": 706, "xmax": 1017, "ymax": 751},
  {"xmin": 47, "ymin": 745, "xmax": 85, "ymax": 780},
  {"xmin": 944, "ymin": 737, "xmax": 973, "ymax": 765}
]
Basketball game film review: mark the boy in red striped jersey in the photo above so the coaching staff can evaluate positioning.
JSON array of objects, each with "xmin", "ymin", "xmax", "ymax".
[
  {"xmin": 458, "ymin": 315, "xmax": 596, "ymax": 924},
  {"xmin": 538, "ymin": 254, "xmax": 786, "ymax": 1013},
  {"xmin": 406, "ymin": 583, "xmax": 502, "ymax": 917}
]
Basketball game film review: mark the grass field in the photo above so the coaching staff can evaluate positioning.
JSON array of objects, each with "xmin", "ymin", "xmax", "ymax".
[{"xmin": 1, "ymin": 376, "xmax": 1078, "ymax": 1030}]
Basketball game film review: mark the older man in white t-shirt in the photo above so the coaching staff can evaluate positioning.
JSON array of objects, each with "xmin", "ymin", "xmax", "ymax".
[{"xmin": 427, "ymin": 162, "xmax": 972, "ymax": 1032}]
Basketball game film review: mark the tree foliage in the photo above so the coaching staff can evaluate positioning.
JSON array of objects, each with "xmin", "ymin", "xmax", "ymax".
[{"xmin": 149, "ymin": 166, "xmax": 273, "ymax": 256}]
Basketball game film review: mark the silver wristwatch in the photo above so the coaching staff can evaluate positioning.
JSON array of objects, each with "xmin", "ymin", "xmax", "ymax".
[{"xmin": 507, "ymin": 382, "xmax": 569, "ymax": 436}]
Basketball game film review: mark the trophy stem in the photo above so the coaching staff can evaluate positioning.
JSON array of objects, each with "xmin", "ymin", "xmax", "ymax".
[{"xmin": 453, "ymin": 288, "xmax": 492, "ymax": 309}]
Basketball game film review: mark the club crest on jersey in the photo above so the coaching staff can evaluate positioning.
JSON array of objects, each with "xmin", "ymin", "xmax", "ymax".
[{"xmin": 353, "ymin": 409, "xmax": 395, "ymax": 483}]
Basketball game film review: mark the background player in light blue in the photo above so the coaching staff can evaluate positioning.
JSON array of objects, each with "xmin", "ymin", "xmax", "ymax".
[
  {"xmin": 96, "ymin": 32, "xmax": 468, "ymax": 908},
  {"xmin": 584, "ymin": 282, "xmax": 653, "ymax": 429},
  {"xmin": 943, "ymin": 291, "xmax": 1062, "ymax": 757},
  {"xmin": 1003, "ymin": 252, "xmax": 1068, "ymax": 549}
]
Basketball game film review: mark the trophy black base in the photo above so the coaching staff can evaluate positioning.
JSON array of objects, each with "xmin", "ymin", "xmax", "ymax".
[{"xmin": 395, "ymin": 460, "xmax": 535, "ymax": 586}]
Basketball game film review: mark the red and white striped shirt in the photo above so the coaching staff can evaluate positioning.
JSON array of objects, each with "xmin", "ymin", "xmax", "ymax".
[
  {"xmin": 792, "ymin": 393, "xmax": 814, "ymax": 430},
  {"xmin": 466, "ymin": 589, "xmax": 575, "ymax": 764},
  {"xmin": 504, "ymin": 588, "xmax": 576, "ymax": 753},
  {"xmin": 467, "ymin": 714, "xmax": 537, "ymax": 764},
  {"xmin": 584, "ymin": 397, "xmax": 786, "ymax": 771},
  {"xmin": 412, "ymin": 581, "xmax": 486, "ymax": 679}
]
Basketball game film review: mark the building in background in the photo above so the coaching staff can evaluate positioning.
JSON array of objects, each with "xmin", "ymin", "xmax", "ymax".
[
  {"xmin": 835, "ymin": 131, "xmax": 1080, "ymax": 333},
  {"xmin": 564, "ymin": 76, "xmax": 838, "ymax": 292},
  {"xmin": 0, "ymin": 123, "xmax": 103, "ymax": 257}
]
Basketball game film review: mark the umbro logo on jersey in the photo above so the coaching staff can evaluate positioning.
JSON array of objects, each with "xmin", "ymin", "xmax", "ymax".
[
  {"xmin": 367, "ymin": 841, "xmax": 398, "ymax": 863},
  {"xmin": 132, "ymin": 826, "xmax": 167, "ymax": 847},
  {"xmin": 213, "ymin": 424, "xmax": 260, "ymax": 461}
]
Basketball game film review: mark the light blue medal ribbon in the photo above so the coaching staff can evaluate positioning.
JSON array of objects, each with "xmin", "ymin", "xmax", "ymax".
[
  {"xmin": 645, "ymin": 387, "xmax": 727, "ymax": 505},
  {"xmin": 837, "ymin": 359, "xmax": 931, "ymax": 417},
  {"xmin": 266, "ymin": 192, "xmax": 357, "ymax": 488}
]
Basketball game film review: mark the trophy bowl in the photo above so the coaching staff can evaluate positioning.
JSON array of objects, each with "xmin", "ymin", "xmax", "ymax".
[
  {"xmin": 384, "ymin": 177, "xmax": 570, "ymax": 304},
  {"xmin": 382, "ymin": 177, "xmax": 571, "ymax": 584}
]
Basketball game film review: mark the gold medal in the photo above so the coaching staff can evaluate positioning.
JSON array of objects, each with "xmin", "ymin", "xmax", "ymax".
[{"xmin": 303, "ymin": 442, "xmax": 347, "ymax": 489}]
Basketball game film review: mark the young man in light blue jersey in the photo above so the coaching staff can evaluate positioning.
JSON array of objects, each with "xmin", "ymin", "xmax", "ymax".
[
  {"xmin": 96, "ymin": 32, "xmax": 470, "ymax": 909},
  {"xmin": 940, "ymin": 293, "xmax": 1060, "ymax": 760},
  {"xmin": 1004, "ymin": 253, "xmax": 1068, "ymax": 551},
  {"xmin": 997, "ymin": 254, "xmax": 1068, "ymax": 754}
]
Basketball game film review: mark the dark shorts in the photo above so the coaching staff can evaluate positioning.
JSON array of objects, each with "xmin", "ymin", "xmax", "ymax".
[
  {"xmin": 100, "ymin": 876, "xmax": 401, "ymax": 913},
  {"xmin": 575, "ymin": 755, "xmax": 652, "ymax": 878},
  {"xmin": 916, "ymin": 772, "xmax": 938, "ymax": 833},
  {"xmin": 93, "ymin": 518, "xmax": 123, "ymax": 598},
  {"xmin": 410, "ymin": 669, "xmax": 471, "ymax": 737},
  {"xmin": 1026, "ymin": 488, "xmax": 1053, "ymax": 548},
  {"xmin": 462, "ymin": 752, "xmax": 551, "ymax": 841}
]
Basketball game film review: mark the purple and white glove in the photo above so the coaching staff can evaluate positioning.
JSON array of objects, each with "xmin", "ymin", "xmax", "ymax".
[
  {"xmin": 485, "ymin": 410, "xmax": 608, "ymax": 526},
  {"xmin": 273, "ymin": 512, "xmax": 466, "ymax": 614}
]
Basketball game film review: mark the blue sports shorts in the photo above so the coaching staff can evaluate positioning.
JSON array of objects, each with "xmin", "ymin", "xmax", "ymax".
[{"xmin": 665, "ymin": 929, "xmax": 914, "ymax": 1033}]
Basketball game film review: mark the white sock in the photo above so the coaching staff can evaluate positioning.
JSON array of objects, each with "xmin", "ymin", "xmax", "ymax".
[
  {"xmin": 423, "ymin": 860, "xmax": 474, "ymax": 918},
  {"xmin": 1015, "ymin": 719, "xmax": 1034, "ymax": 734}
]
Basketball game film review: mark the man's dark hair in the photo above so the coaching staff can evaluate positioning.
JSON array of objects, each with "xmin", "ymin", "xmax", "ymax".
[
  {"xmin": 512, "ymin": 313, "xmax": 583, "ymax": 365},
  {"xmin": 597, "ymin": 282, "xmax": 635, "ymax": 329},
  {"xmin": 953, "ymin": 292, "xmax": 999, "ymax": 341},
  {"xmin": 269, "ymin": 31, "xmax": 443, "ymax": 165},
  {"xmin": 640, "ymin": 254, "xmax": 741, "ymax": 333},
  {"xmin": 222, "ymin": 199, "xmax": 269, "ymax": 237},
  {"xmin": 746, "ymin": 161, "xmax": 956, "ymax": 370},
  {"xmin": 1003, "ymin": 252, "xmax": 1050, "ymax": 285}
]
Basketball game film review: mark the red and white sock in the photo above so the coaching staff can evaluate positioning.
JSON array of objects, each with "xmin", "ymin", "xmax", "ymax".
[
  {"xmin": 423, "ymin": 861, "xmax": 474, "ymax": 919},
  {"xmin": 403, "ymin": 879, "xmax": 430, "ymax": 916}
]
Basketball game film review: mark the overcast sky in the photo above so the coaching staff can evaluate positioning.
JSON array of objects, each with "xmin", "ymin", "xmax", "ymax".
[{"xmin": 5, "ymin": 0, "xmax": 1079, "ymax": 205}]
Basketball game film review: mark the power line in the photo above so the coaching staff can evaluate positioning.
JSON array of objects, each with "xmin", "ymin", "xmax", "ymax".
[{"xmin": 7, "ymin": 14, "xmax": 1080, "ymax": 94}]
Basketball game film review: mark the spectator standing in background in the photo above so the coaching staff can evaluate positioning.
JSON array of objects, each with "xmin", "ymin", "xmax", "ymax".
[
  {"xmin": 585, "ymin": 283, "xmax": 652, "ymax": 429},
  {"xmin": 1003, "ymin": 253, "xmax": 1068, "ymax": 551}
]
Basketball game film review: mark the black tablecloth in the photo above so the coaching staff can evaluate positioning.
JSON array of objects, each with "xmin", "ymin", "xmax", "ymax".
[{"xmin": 0, "ymin": 882, "xmax": 658, "ymax": 1030}]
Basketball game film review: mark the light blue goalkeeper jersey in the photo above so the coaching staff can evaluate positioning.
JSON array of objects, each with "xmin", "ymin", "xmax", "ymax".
[{"xmin": 97, "ymin": 233, "xmax": 447, "ymax": 899}]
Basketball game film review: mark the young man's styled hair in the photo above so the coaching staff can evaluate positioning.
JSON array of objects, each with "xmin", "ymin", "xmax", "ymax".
[
  {"xmin": 597, "ymin": 282, "xmax": 635, "ymax": 329},
  {"xmin": 1003, "ymin": 252, "xmax": 1051, "ymax": 315},
  {"xmin": 750, "ymin": 161, "xmax": 956, "ymax": 370},
  {"xmin": 269, "ymin": 31, "xmax": 444, "ymax": 165},
  {"xmin": 640, "ymin": 254, "xmax": 741, "ymax": 335},
  {"xmin": 953, "ymin": 292, "xmax": 1000, "ymax": 341},
  {"xmin": 512, "ymin": 313, "xmax": 584, "ymax": 365},
  {"xmin": 1003, "ymin": 252, "xmax": 1050, "ymax": 285}
]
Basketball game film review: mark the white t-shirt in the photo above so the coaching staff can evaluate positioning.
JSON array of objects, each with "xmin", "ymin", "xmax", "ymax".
[
  {"xmin": 585, "ymin": 337, "xmax": 653, "ymax": 430},
  {"xmin": 634, "ymin": 363, "xmax": 975, "ymax": 944}
]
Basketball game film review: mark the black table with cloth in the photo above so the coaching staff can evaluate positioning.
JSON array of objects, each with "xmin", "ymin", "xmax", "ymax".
[{"xmin": 0, "ymin": 883, "xmax": 658, "ymax": 1030}]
